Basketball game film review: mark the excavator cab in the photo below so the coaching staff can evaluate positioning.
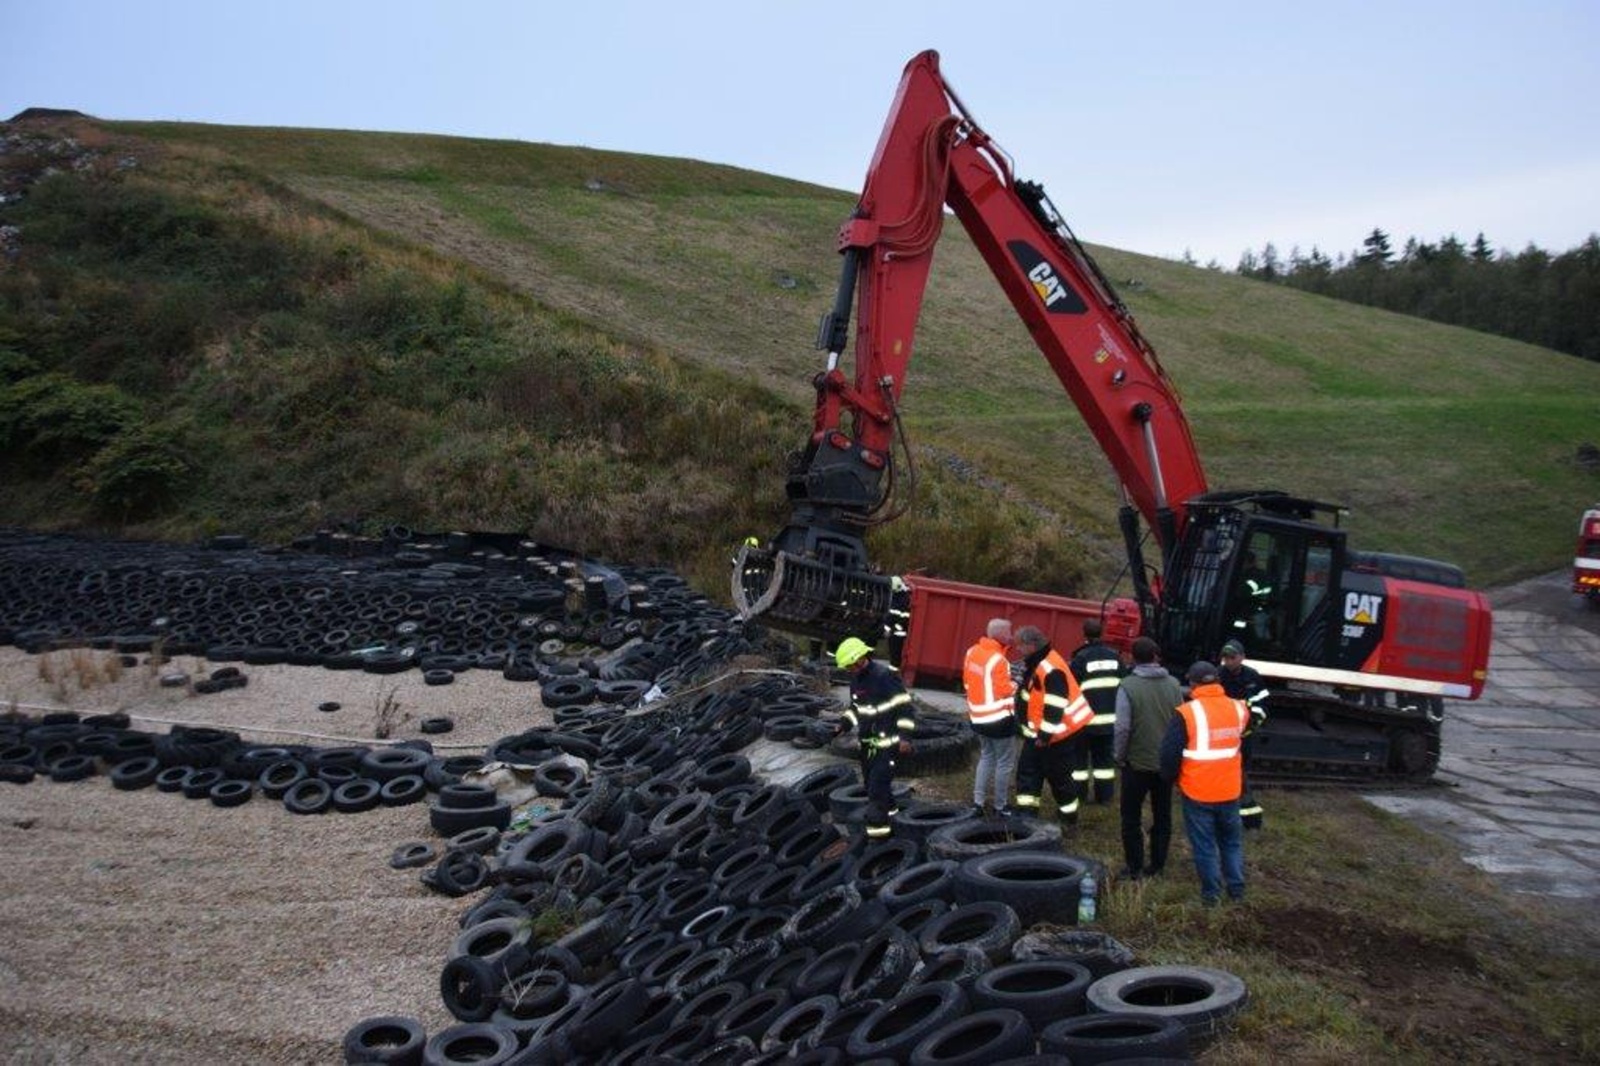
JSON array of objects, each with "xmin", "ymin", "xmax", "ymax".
[{"xmin": 1154, "ymin": 492, "xmax": 1346, "ymax": 670}]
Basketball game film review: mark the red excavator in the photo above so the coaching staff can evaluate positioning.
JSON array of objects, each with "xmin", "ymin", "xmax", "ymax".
[{"xmin": 733, "ymin": 50, "xmax": 1491, "ymax": 783}]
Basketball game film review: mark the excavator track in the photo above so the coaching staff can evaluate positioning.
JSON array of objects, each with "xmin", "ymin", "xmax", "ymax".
[{"xmin": 1250, "ymin": 687, "xmax": 1442, "ymax": 788}]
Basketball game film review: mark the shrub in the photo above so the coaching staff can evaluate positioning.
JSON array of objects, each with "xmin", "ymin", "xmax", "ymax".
[{"xmin": 72, "ymin": 424, "xmax": 192, "ymax": 517}]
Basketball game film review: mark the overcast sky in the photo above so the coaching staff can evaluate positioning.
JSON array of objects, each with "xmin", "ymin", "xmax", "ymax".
[{"xmin": 4, "ymin": 1, "xmax": 1597, "ymax": 266}]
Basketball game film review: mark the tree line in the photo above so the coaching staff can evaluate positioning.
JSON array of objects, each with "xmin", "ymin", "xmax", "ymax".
[{"xmin": 1219, "ymin": 230, "xmax": 1600, "ymax": 362}]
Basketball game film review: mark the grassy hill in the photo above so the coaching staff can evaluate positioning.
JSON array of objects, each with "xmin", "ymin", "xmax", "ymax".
[{"xmin": 4, "ymin": 115, "xmax": 1598, "ymax": 597}]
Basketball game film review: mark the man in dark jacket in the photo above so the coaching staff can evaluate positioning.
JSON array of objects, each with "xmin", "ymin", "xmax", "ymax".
[
  {"xmin": 1113, "ymin": 636, "xmax": 1182, "ymax": 879},
  {"xmin": 1014, "ymin": 625, "xmax": 1092, "ymax": 826},
  {"xmin": 1070, "ymin": 618, "xmax": 1126, "ymax": 806},
  {"xmin": 836, "ymin": 636, "xmax": 915, "ymax": 839},
  {"xmin": 1218, "ymin": 639, "xmax": 1266, "ymax": 829}
]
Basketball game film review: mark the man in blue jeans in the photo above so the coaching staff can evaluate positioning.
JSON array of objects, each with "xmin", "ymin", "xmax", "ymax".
[{"xmin": 1160, "ymin": 660, "xmax": 1250, "ymax": 905}]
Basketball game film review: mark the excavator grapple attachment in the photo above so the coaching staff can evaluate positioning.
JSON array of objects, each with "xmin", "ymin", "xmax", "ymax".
[{"xmin": 732, "ymin": 543, "xmax": 893, "ymax": 646}]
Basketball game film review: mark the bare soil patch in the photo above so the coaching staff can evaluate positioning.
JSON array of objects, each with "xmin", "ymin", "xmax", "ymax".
[{"xmin": 0, "ymin": 647, "xmax": 556, "ymax": 1065}]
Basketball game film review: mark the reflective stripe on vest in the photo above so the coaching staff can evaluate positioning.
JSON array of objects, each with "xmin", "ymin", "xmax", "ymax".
[
  {"xmin": 1177, "ymin": 693, "xmax": 1248, "ymax": 803},
  {"xmin": 964, "ymin": 639, "xmax": 1016, "ymax": 726},
  {"xmin": 1028, "ymin": 653, "xmax": 1091, "ymax": 742}
]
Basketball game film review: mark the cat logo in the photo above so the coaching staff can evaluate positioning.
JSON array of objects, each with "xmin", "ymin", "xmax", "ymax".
[
  {"xmin": 1027, "ymin": 260, "xmax": 1070, "ymax": 308},
  {"xmin": 1006, "ymin": 240, "xmax": 1087, "ymax": 314},
  {"xmin": 1343, "ymin": 592, "xmax": 1383, "ymax": 625}
]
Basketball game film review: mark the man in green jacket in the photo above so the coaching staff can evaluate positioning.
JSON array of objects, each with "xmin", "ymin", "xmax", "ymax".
[{"xmin": 1113, "ymin": 635, "xmax": 1183, "ymax": 879}]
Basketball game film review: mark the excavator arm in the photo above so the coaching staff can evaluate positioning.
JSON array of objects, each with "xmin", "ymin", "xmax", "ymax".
[{"xmin": 735, "ymin": 50, "xmax": 1206, "ymax": 643}]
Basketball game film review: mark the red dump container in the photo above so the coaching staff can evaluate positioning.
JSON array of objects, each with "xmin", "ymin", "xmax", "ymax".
[{"xmin": 899, "ymin": 575, "xmax": 1141, "ymax": 688}]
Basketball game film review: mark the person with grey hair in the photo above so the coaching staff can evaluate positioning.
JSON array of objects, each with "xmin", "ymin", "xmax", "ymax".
[{"xmin": 964, "ymin": 616, "xmax": 1018, "ymax": 817}]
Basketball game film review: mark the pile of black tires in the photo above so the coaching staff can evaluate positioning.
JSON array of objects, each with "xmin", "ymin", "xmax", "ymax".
[
  {"xmin": 0, "ymin": 710, "xmax": 494, "ymax": 813},
  {"xmin": 344, "ymin": 677, "xmax": 1249, "ymax": 1065},
  {"xmin": 0, "ymin": 528, "xmax": 766, "ymax": 693}
]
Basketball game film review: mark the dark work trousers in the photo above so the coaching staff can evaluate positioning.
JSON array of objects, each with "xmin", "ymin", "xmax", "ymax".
[
  {"xmin": 1015, "ymin": 735, "xmax": 1082, "ymax": 823},
  {"xmin": 1073, "ymin": 727, "xmax": 1118, "ymax": 804},
  {"xmin": 1119, "ymin": 768, "xmax": 1173, "ymax": 875},
  {"xmin": 861, "ymin": 747, "xmax": 897, "ymax": 838},
  {"xmin": 1238, "ymin": 734, "xmax": 1264, "ymax": 829}
]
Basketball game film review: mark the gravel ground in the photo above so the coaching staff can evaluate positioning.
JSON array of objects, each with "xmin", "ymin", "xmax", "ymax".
[{"xmin": 0, "ymin": 646, "xmax": 561, "ymax": 1065}]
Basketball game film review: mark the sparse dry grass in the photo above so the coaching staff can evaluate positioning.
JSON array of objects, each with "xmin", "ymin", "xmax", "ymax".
[{"xmin": 909, "ymin": 765, "xmax": 1600, "ymax": 1063}]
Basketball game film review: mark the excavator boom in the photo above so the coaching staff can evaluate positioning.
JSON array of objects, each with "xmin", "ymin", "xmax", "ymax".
[{"xmin": 735, "ymin": 50, "xmax": 1205, "ymax": 644}]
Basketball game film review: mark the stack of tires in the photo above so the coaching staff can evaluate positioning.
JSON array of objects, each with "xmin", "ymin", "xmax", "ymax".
[{"xmin": 344, "ymin": 676, "xmax": 1248, "ymax": 1065}]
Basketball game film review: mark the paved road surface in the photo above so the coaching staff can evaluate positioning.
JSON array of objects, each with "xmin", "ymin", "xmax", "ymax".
[{"xmin": 1366, "ymin": 571, "xmax": 1600, "ymax": 915}]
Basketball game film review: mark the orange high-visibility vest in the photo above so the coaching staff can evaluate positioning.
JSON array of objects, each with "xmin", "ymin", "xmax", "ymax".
[
  {"xmin": 1176, "ymin": 683, "xmax": 1249, "ymax": 803},
  {"xmin": 963, "ymin": 636, "xmax": 1016, "ymax": 727},
  {"xmin": 1025, "ymin": 649, "xmax": 1092, "ymax": 745}
]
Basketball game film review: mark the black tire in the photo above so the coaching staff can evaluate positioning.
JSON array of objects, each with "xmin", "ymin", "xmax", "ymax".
[
  {"xmin": 927, "ymin": 817, "xmax": 1063, "ymax": 862},
  {"xmin": 110, "ymin": 755, "xmax": 161, "ymax": 791},
  {"xmin": 844, "ymin": 981, "xmax": 969, "ymax": 1062},
  {"xmin": 971, "ymin": 959, "xmax": 1093, "ymax": 1034},
  {"xmin": 954, "ymin": 851, "xmax": 1097, "ymax": 927},
  {"xmin": 759, "ymin": 992, "xmax": 837, "ymax": 1053},
  {"xmin": 892, "ymin": 801, "xmax": 979, "ymax": 843},
  {"xmin": 908, "ymin": 1007, "xmax": 1036, "ymax": 1066},
  {"xmin": 452, "ymin": 917, "xmax": 532, "ymax": 969},
  {"xmin": 780, "ymin": 883, "xmax": 867, "ymax": 949},
  {"xmin": 0, "ymin": 762, "xmax": 36, "ymax": 785},
  {"xmin": 209, "ymin": 779, "xmax": 253, "ymax": 807},
  {"xmin": 837, "ymin": 928, "xmax": 918, "ymax": 1005},
  {"xmin": 154, "ymin": 766, "xmax": 193, "ymax": 793},
  {"xmin": 284, "ymin": 777, "xmax": 334, "ymax": 815},
  {"xmin": 851, "ymin": 839, "xmax": 921, "ymax": 897},
  {"xmin": 420, "ymin": 717, "xmax": 455, "ymax": 735},
  {"xmin": 907, "ymin": 945, "xmax": 992, "ymax": 993},
  {"xmin": 391, "ymin": 841, "xmax": 438, "ymax": 870},
  {"xmin": 46, "ymin": 754, "xmax": 96, "ymax": 782},
  {"xmin": 446, "ymin": 825, "xmax": 502, "ymax": 856},
  {"xmin": 541, "ymin": 676, "xmax": 597, "ymax": 709},
  {"xmin": 1040, "ymin": 1011, "xmax": 1191, "ymax": 1063},
  {"xmin": 421, "ymin": 1021, "xmax": 517, "ymax": 1065},
  {"xmin": 917, "ymin": 901, "xmax": 1023, "ymax": 964},
  {"xmin": 424, "ymin": 668, "xmax": 455, "ymax": 686},
  {"xmin": 887, "ymin": 898, "xmax": 952, "ymax": 944},
  {"xmin": 429, "ymin": 801, "xmax": 511, "ymax": 836},
  {"xmin": 342, "ymin": 1014, "xmax": 426, "ymax": 1065},
  {"xmin": 877, "ymin": 859, "xmax": 958, "ymax": 912},
  {"xmin": 430, "ymin": 850, "xmax": 491, "ymax": 898},
  {"xmin": 793, "ymin": 943, "xmax": 863, "ymax": 1000},
  {"xmin": 182, "ymin": 767, "xmax": 227, "ymax": 798},
  {"xmin": 437, "ymin": 783, "xmax": 499, "ymax": 810},
  {"xmin": 440, "ymin": 954, "xmax": 504, "ymax": 1023},
  {"xmin": 258, "ymin": 759, "xmax": 308, "ymax": 798},
  {"xmin": 381, "ymin": 775, "xmax": 427, "ymax": 807},
  {"xmin": 1083, "ymin": 964, "xmax": 1248, "ymax": 1046},
  {"xmin": 333, "ymin": 779, "xmax": 383, "ymax": 813},
  {"xmin": 361, "ymin": 747, "xmax": 434, "ymax": 782},
  {"xmin": 565, "ymin": 976, "xmax": 650, "ymax": 1055},
  {"xmin": 711, "ymin": 986, "xmax": 793, "ymax": 1044}
]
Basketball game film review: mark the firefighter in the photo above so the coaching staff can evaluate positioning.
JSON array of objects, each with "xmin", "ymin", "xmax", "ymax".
[
  {"xmin": 1013, "ymin": 625, "xmax": 1094, "ymax": 826},
  {"xmin": 1160, "ymin": 659, "xmax": 1250, "ymax": 905},
  {"xmin": 834, "ymin": 636, "xmax": 915, "ymax": 839},
  {"xmin": 884, "ymin": 575, "xmax": 912, "ymax": 666},
  {"xmin": 1069, "ymin": 617, "xmax": 1126, "ymax": 806},
  {"xmin": 1218, "ymin": 639, "xmax": 1267, "ymax": 830},
  {"xmin": 964, "ymin": 617, "xmax": 1018, "ymax": 818}
]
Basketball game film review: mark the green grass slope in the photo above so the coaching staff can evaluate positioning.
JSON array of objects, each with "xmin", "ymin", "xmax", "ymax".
[{"xmin": 7, "ymin": 115, "xmax": 1599, "ymax": 593}]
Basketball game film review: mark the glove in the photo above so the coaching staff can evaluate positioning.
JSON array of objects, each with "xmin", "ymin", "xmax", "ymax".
[{"xmin": 897, "ymin": 740, "xmax": 911, "ymax": 756}]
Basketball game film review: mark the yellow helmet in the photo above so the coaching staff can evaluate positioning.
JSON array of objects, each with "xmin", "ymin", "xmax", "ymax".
[{"xmin": 834, "ymin": 637, "xmax": 872, "ymax": 670}]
